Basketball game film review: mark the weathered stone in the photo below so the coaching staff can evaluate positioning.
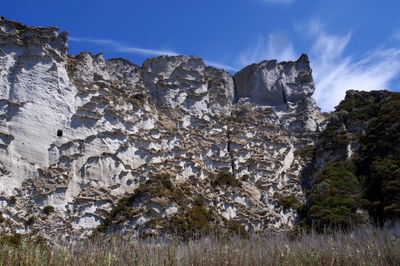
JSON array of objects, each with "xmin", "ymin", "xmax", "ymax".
[
  {"xmin": 0, "ymin": 17, "xmax": 325, "ymax": 239},
  {"xmin": 234, "ymin": 54, "xmax": 314, "ymax": 106}
]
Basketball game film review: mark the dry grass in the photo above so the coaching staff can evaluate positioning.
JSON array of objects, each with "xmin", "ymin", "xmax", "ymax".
[{"xmin": 0, "ymin": 227, "xmax": 399, "ymax": 266}]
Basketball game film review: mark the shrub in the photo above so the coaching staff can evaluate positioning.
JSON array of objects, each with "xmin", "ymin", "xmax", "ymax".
[
  {"xmin": 192, "ymin": 197, "xmax": 205, "ymax": 207},
  {"xmin": 168, "ymin": 205, "xmax": 215, "ymax": 237},
  {"xmin": 214, "ymin": 172, "xmax": 241, "ymax": 186},
  {"xmin": 311, "ymin": 91, "xmax": 400, "ymax": 228},
  {"xmin": 0, "ymin": 234, "xmax": 22, "ymax": 247},
  {"xmin": 295, "ymin": 145, "xmax": 316, "ymax": 162},
  {"xmin": 95, "ymin": 173, "xmax": 182, "ymax": 233},
  {"xmin": 42, "ymin": 205, "xmax": 55, "ymax": 215},
  {"xmin": 25, "ymin": 216, "xmax": 36, "ymax": 227},
  {"xmin": 362, "ymin": 157, "xmax": 400, "ymax": 225},
  {"xmin": 9, "ymin": 196, "xmax": 16, "ymax": 205},
  {"xmin": 241, "ymin": 174, "xmax": 250, "ymax": 181},
  {"xmin": 304, "ymin": 161, "xmax": 364, "ymax": 232},
  {"xmin": 225, "ymin": 219, "xmax": 248, "ymax": 238},
  {"xmin": 274, "ymin": 194, "xmax": 302, "ymax": 210}
]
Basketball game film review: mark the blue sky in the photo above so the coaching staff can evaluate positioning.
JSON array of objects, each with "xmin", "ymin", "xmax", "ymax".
[{"xmin": 3, "ymin": 0, "xmax": 400, "ymax": 111}]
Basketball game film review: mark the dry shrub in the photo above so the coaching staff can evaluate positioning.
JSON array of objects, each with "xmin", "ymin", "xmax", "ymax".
[{"xmin": 0, "ymin": 226, "xmax": 399, "ymax": 265}]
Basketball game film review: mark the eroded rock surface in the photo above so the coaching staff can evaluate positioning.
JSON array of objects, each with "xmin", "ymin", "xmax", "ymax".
[{"xmin": 0, "ymin": 17, "xmax": 325, "ymax": 239}]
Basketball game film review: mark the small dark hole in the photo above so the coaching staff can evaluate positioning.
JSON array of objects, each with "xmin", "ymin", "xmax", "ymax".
[{"xmin": 57, "ymin": 129, "xmax": 63, "ymax": 137}]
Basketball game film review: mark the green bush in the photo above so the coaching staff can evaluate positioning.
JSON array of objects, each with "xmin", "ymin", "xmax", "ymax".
[
  {"xmin": 274, "ymin": 194, "xmax": 302, "ymax": 210},
  {"xmin": 168, "ymin": 205, "xmax": 215, "ymax": 237},
  {"xmin": 192, "ymin": 197, "xmax": 205, "ymax": 207},
  {"xmin": 295, "ymin": 145, "xmax": 316, "ymax": 162},
  {"xmin": 0, "ymin": 234, "xmax": 22, "ymax": 247},
  {"xmin": 214, "ymin": 172, "xmax": 241, "ymax": 186},
  {"xmin": 304, "ymin": 161, "xmax": 364, "ymax": 232},
  {"xmin": 225, "ymin": 219, "xmax": 248, "ymax": 238},
  {"xmin": 25, "ymin": 216, "xmax": 36, "ymax": 227},
  {"xmin": 42, "ymin": 205, "xmax": 55, "ymax": 215},
  {"xmin": 362, "ymin": 157, "xmax": 400, "ymax": 225}
]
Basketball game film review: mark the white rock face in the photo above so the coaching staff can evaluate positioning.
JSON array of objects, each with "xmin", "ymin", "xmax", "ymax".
[
  {"xmin": 0, "ymin": 18, "xmax": 73, "ymax": 195},
  {"xmin": 234, "ymin": 54, "xmax": 314, "ymax": 106},
  {"xmin": 0, "ymin": 17, "xmax": 325, "ymax": 238},
  {"xmin": 142, "ymin": 55, "xmax": 234, "ymax": 118}
]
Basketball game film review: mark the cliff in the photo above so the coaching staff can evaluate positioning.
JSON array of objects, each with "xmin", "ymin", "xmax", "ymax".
[{"xmin": 0, "ymin": 17, "xmax": 327, "ymax": 239}]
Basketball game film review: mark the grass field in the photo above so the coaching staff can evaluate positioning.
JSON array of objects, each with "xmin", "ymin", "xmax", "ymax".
[{"xmin": 0, "ymin": 226, "xmax": 399, "ymax": 265}]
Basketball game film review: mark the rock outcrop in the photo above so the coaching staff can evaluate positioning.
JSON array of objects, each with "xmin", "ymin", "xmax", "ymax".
[
  {"xmin": 0, "ymin": 17, "xmax": 325, "ymax": 239},
  {"xmin": 234, "ymin": 54, "xmax": 314, "ymax": 106}
]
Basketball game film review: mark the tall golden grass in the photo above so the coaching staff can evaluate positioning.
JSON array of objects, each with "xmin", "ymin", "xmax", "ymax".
[{"xmin": 0, "ymin": 226, "xmax": 399, "ymax": 265}]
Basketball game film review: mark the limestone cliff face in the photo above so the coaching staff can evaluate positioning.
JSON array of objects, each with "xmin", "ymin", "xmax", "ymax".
[
  {"xmin": 234, "ymin": 54, "xmax": 314, "ymax": 106},
  {"xmin": 0, "ymin": 17, "xmax": 325, "ymax": 238}
]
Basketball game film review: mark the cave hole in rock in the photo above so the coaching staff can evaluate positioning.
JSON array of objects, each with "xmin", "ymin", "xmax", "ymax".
[{"xmin": 57, "ymin": 129, "xmax": 63, "ymax": 137}]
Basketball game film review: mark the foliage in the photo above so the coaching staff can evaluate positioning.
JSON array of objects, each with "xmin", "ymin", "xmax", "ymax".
[
  {"xmin": 361, "ymin": 157, "xmax": 400, "ymax": 225},
  {"xmin": 42, "ymin": 205, "xmax": 55, "ymax": 215},
  {"xmin": 0, "ymin": 234, "xmax": 22, "ymax": 247},
  {"xmin": 303, "ymin": 91, "xmax": 400, "ymax": 230},
  {"xmin": 294, "ymin": 145, "xmax": 316, "ymax": 162},
  {"xmin": 224, "ymin": 219, "xmax": 248, "ymax": 238},
  {"xmin": 25, "ymin": 216, "xmax": 36, "ymax": 227},
  {"xmin": 96, "ymin": 173, "xmax": 178, "ymax": 233},
  {"xmin": 168, "ymin": 205, "xmax": 215, "ymax": 236},
  {"xmin": 94, "ymin": 172, "xmax": 248, "ymax": 239},
  {"xmin": 274, "ymin": 194, "xmax": 302, "ymax": 210},
  {"xmin": 0, "ymin": 233, "xmax": 47, "ymax": 249},
  {"xmin": 304, "ymin": 161, "xmax": 364, "ymax": 232},
  {"xmin": 214, "ymin": 172, "xmax": 241, "ymax": 186},
  {"xmin": 354, "ymin": 93, "xmax": 400, "ymax": 225},
  {"xmin": 192, "ymin": 196, "xmax": 206, "ymax": 207}
]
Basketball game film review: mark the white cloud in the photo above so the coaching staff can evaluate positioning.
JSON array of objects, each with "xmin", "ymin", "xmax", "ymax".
[
  {"xmin": 237, "ymin": 34, "xmax": 296, "ymax": 66},
  {"xmin": 69, "ymin": 37, "xmax": 237, "ymax": 72},
  {"xmin": 236, "ymin": 21, "xmax": 400, "ymax": 111},
  {"xmin": 69, "ymin": 37, "xmax": 178, "ymax": 56},
  {"xmin": 205, "ymin": 60, "xmax": 239, "ymax": 72},
  {"xmin": 308, "ymin": 21, "xmax": 400, "ymax": 111}
]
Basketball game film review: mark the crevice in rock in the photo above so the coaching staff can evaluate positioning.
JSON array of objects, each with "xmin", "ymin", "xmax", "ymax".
[
  {"xmin": 280, "ymin": 81, "xmax": 289, "ymax": 108},
  {"xmin": 232, "ymin": 75, "xmax": 240, "ymax": 104},
  {"xmin": 7, "ymin": 63, "xmax": 19, "ymax": 102},
  {"xmin": 226, "ymin": 127, "xmax": 236, "ymax": 176}
]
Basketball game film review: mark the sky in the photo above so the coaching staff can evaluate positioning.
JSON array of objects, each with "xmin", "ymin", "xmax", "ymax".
[{"xmin": 3, "ymin": 0, "xmax": 400, "ymax": 111}]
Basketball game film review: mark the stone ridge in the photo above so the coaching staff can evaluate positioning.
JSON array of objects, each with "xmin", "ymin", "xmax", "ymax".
[
  {"xmin": 0, "ymin": 17, "xmax": 325, "ymax": 239},
  {"xmin": 234, "ymin": 54, "xmax": 314, "ymax": 106}
]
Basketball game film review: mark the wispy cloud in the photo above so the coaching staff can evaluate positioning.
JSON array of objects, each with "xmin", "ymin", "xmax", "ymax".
[
  {"xmin": 237, "ymin": 34, "xmax": 296, "ymax": 66},
  {"xmin": 308, "ymin": 20, "xmax": 400, "ymax": 111},
  {"xmin": 70, "ymin": 37, "xmax": 237, "ymax": 71},
  {"xmin": 235, "ymin": 21, "xmax": 400, "ymax": 111},
  {"xmin": 69, "ymin": 37, "xmax": 178, "ymax": 57},
  {"xmin": 205, "ymin": 60, "xmax": 239, "ymax": 72}
]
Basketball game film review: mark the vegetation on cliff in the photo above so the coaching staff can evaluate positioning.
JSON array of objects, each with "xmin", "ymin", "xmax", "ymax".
[
  {"xmin": 95, "ymin": 172, "xmax": 246, "ymax": 239},
  {"xmin": 301, "ymin": 91, "xmax": 400, "ymax": 231}
]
